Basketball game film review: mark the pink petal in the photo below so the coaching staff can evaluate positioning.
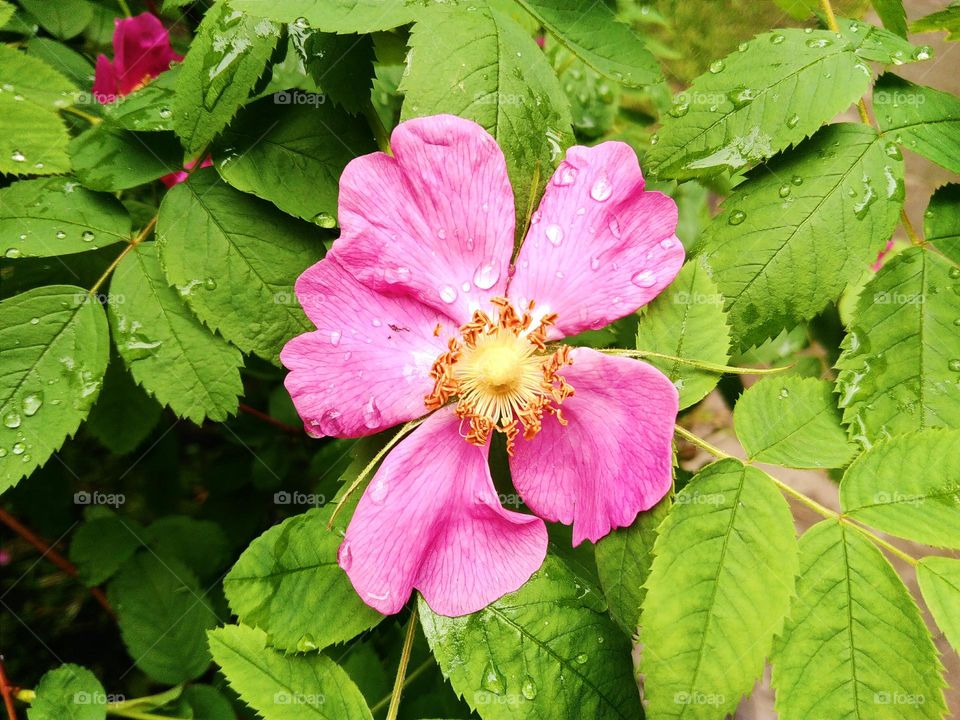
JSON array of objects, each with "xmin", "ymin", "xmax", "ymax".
[
  {"xmin": 92, "ymin": 55, "xmax": 117, "ymax": 103},
  {"xmin": 331, "ymin": 115, "xmax": 516, "ymax": 324},
  {"xmin": 510, "ymin": 348, "xmax": 678, "ymax": 545},
  {"xmin": 113, "ymin": 12, "xmax": 182, "ymax": 96},
  {"xmin": 339, "ymin": 407, "xmax": 548, "ymax": 616},
  {"xmin": 159, "ymin": 170, "xmax": 189, "ymax": 188},
  {"xmin": 508, "ymin": 142, "xmax": 684, "ymax": 338},
  {"xmin": 280, "ymin": 256, "xmax": 455, "ymax": 438}
]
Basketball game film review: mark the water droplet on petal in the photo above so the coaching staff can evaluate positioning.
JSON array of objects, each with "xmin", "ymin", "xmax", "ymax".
[
  {"xmin": 369, "ymin": 476, "xmax": 389, "ymax": 503},
  {"xmin": 608, "ymin": 217, "xmax": 621, "ymax": 238},
  {"xmin": 339, "ymin": 541, "xmax": 353, "ymax": 570},
  {"xmin": 362, "ymin": 397, "xmax": 382, "ymax": 428},
  {"xmin": 439, "ymin": 284, "xmax": 458, "ymax": 303},
  {"xmin": 436, "ymin": 227, "xmax": 446, "ymax": 240},
  {"xmin": 660, "ymin": 238, "xmax": 676, "ymax": 249},
  {"xmin": 631, "ymin": 270, "xmax": 656, "ymax": 288},
  {"xmin": 590, "ymin": 175, "xmax": 612, "ymax": 202},
  {"xmin": 545, "ymin": 224, "xmax": 563, "ymax": 246},
  {"xmin": 553, "ymin": 161, "xmax": 578, "ymax": 186},
  {"xmin": 473, "ymin": 260, "xmax": 500, "ymax": 290},
  {"xmin": 329, "ymin": 330, "xmax": 342, "ymax": 346},
  {"xmin": 590, "ymin": 256, "xmax": 601, "ymax": 271}
]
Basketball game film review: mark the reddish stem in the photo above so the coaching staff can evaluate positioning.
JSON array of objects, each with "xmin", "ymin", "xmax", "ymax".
[
  {"xmin": 0, "ymin": 508, "xmax": 114, "ymax": 617},
  {"xmin": 238, "ymin": 403, "xmax": 302, "ymax": 435},
  {"xmin": 0, "ymin": 656, "xmax": 18, "ymax": 720}
]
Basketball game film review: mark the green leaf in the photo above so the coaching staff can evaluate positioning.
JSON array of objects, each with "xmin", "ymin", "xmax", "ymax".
[
  {"xmin": 0, "ymin": 178, "xmax": 131, "ymax": 258},
  {"xmin": 299, "ymin": 31, "xmax": 375, "ymax": 114},
  {"xmin": 635, "ymin": 259, "xmax": 731, "ymax": 408},
  {"xmin": 173, "ymin": 2, "xmax": 281, "ymax": 154},
  {"xmin": 69, "ymin": 126, "xmax": 184, "ymax": 191},
  {"xmin": 549, "ymin": 43, "xmax": 619, "ymax": 139},
  {"xmin": 0, "ymin": 1, "xmax": 13, "ymax": 27},
  {"xmin": 0, "ymin": 45, "xmax": 80, "ymax": 109},
  {"xmin": 0, "ymin": 95, "xmax": 71, "ymax": 176},
  {"xmin": 85, "ymin": 359, "xmax": 162, "ymax": 455},
  {"xmin": 872, "ymin": 0, "xmax": 908, "ymax": 38},
  {"xmin": 513, "ymin": 0, "xmax": 659, "ymax": 87},
  {"xmin": 875, "ymin": 73, "xmax": 960, "ymax": 175},
  {"xmin": 771, "ymin": 520, "xmax": 947, "ymax": 720},
  {"xmin": 421, "ymin": 555, "xmax": 642, "ymax": 719},
  {"xmin": 0, "ymin": 286, "xmax": 109, "ymax": 493},
  {"xmin": 839, "ymin": 430, "xmax": 960, "ymax": 549},
  {"xmin": 228, "ymin": 0, "xmax": 418, "ymax": 33},
  {"xmin": 641, "ymin": 459, "xmax": 797, "ymax": 719},
  {"xmin": 835, "ymin": 248, "xmax": 960, "ymax": 443},
  {"xmin": 108, "ymin": 242, "xmax": 243, "ymax": 424},
  {"xmin": 103, "ymin": 67, "xmax": 179, "ymax": 132},
  {"xmin": 28, "ymin": 664, "xmax": 106, "ymax": 720},
  {"xmin": 401, "ymin": 4, "xmax": 573, "ymax": 230},
  {"xmin": 25, "ymin": 38, "xmax": 94, "ymax": 88},
  {"xmin": 213, "ymin": 97, "xmax": 375, "ymax": 224},
  {"xmin": 925, "ymin": 183, "xmax": 960, "ymax": 264},
  {"xmin": 916, "ymin": 556, "xmax": 960, "ymax": 654},
  {"xmin": 175, "ymin": 686, "xmax": 236, "ymax": 720},
  {"xmin": 734, "ymin": 376, "xmax": 857, "ymax": 468},
  {"xmin": 912, "ymin": 4, "xmax": 960, "ymax": 42},
  {"xmin": 646, "ymin": 24, "xmax": 911, "ymax": 180},
  {"xmin": 157, "ymin": 169, "xmax": 323, "ymax": 362},
  {"xmin": 699, "ymin": 123, "xmax": 903, "ymax": 349},
  {"xmin": 594, "ymin": 496, "xmax": 670, "ymax": 635},
  {"xmin": 208, "ymin": 623, "xmax": 373, "ymax": 719},
  {"xmin": 223, "ymin": 506, "xmax": 382, "ymax": 653},
  {"xmin": 144, "ymin": 515, "xmax": 232, "ymax": 582},
  {"xmin": 109, "ymin": 552, "xmax": 219, "ymax": 684},
  {"xmin": 18, "ymin": 0, "xmax": 93, "ymax": 39},
  {"xmin": 69, "ymin": 514, "xmax": 144, "ymax": 587}
]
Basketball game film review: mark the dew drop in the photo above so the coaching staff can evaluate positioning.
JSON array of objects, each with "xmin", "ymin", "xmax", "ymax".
[
  {"xmin": 55, "ymin": 230, "xmax": 66, "ymax": 240},
  {"xmin": 481, "ymin": 661, "xmax": 506, "ymax": 695},
  {"xmin": 329, "ymin": 330, "xmax": 342, "ymax": 346},
  {"xmin": 369, "ymin": 476, "xmax": 389, "ymax": 503},
  {"xmin": 590, "ymin": 174, "xmax": 612, "ymax": 202},
  {"xmin": 436, "ymin": 227, "xmax": 446, "ymax": 240},
  {"xmin": 948, "ymin": 267, "xmax": 960, "ymax": 280},
  {"xmin": 439, "ymin": 284, "xmax": 458, "ymax": 303},
  {"xmin": 339, "ymin": 541, "xmax": 353, "ymax": 570},
  {"xmin": 770, "ymin": 33, "xmax": 785, "ymax": 44},
  {"xmin": 709, "ymin": 59, "xmax": 725, "ymax": 73},
  {"xmin": 590, "ymin": 256, "xmax": 601, "ymax": 271},
  {"xmin": 553, "ymin": 161, "xmax": 578, "ymax": 186},
  {"xmin": 11, "ymin": 442, "xmax": 25, "ymax": 455},
  {"xmin": 778, "ymin": 387, "xmax": 790, "ymax": 399},
  {"xmin": 3, "ymin": 412, "xmax": 20, "ymax": 429},
  {"xmin": 545, "ymin": 224, "xmax": 564, "ymax": 246},
  {"xmin": 29, "ymin": 317, "xmax": 39, "ymax": 325},
  {"xmin": 630, "ymin": 270, "xmax": 656, "ymax": 288},
  {"xmin": 82, "ymin": 230, "xmax": 95, "ymax": 242},
  {"xmin": 385, "ymin": 266, "xmax": 411, "ymax": 284},
  {"xmin": 204, "ymin": 277, "xmax": 217, "ymax": 290},
  {"xmin": 362, "ymin": 397, "xmax": 382, "ymax": 428},
  {"xmin": 728, "ymin": 210, "xmax": 746, "ymax": 225},
  {"xmin": 21, "ymin": 392, "xmax": 42, "ymax": 417},
  {"xmin": 575, "ymin": 653, "xmax": 589, "ymax": 664},
  {"xmin": 521, "ymin": 677, "xmax": 538, "ymax": 700},
  {"xmin": 313, "ymin": 212, "xmax": 337, "ymax": 228},
  {"xmin": 296, "ymin": 633, "xmax": 318, "ymax": 652},
  {"xmin": 465, "ymin": 236, "xmax": 475, "ymax": 250},
  {"xmin": 473, "ymin": 260, "xmax": 500, "ymax": 290},
  {"xmin": 949, "ymin": 359, "xmax": 960, "ymax": 372},
  {"xmin": 914, "ymin": 45, "xmax": 932, "ymax": 61},
  {"xmin": 778, "ymin": 184, "xmax": 791, "ymax": 198},
  {"xmin": 791, "ymin": 174, "xmax": 803, "ymax": 186},
  {"xmin": 806, "ymin": 37, "xmax": 832, "ymax": 48},
  {"xmin": 158, "ymin": 106, "xmax": 172, "ymax": 119},
  {"xmin": 608, "ymin": 217, "xmax": 621, "ymax": 238},
  {"xmin": 10, "ymin": 150, "xmax": 25, "ymax": 163},
  {"xmin": 530, "ymin": 210, "xmax": 542, "ymax": 224},
  {"xmin": 0, "ymin": 448, "xmax": 6, "ymax": 458},
  {"xmin": 786, "ymin": 113, "xmax": 800, "ymax": 129},
  {"xmin": 660, "ymin": 238, "xmax": 676, "ymax": 249}
]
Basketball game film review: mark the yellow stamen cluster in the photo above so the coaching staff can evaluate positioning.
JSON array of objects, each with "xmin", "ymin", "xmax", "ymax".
[{"xmin": 425, "ymin": 297, "xmax": 574, "ymax": 454}]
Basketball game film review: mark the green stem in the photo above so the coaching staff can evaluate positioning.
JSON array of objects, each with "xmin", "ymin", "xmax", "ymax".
[
  {"xmin": 107, "ymin": 686, "xmax": 183, "ymax": 711},
  {"xmin": 363, "ymin": 100, "xmax": 392, "ymax": 155},
  {"xmin": 88, "ymin": 216, "xmax": 157, "ymax": 297},
  {"xmin": 673, "ymin": 423, "xmax": 731, "ymax": 459},
  {"xmin": 385, "ymin": 605, "xmax": 419, "ymax": 720},
  {"xmin": 117, "ymin": 0, "xmax": 132, "ymax": 17},
  {"xmin": 62, "ymin": 105, "xmax": 102, "ymax": 125},
  {"xmin": 604, "ymin": 348, "xmax": 791, "ymax": 375},
  {"xmin": 327, "ymin": 418, "xmax": 425, "ymax": 529},
  {"xmin": 370, "ymin": 657, "xmax": 434, "ymax": 715},
  {"xmin": 108, "ymin": 709, "xmax": 188, "ymax": 720}
]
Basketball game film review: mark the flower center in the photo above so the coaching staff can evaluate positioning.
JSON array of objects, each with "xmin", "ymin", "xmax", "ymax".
[{"xmin": 425, "ymin": 297, "xmax": 574, "ymax": 454}]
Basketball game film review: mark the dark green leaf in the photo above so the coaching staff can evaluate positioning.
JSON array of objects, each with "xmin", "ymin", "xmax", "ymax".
[
  {"xmin": 924, "ymin": 183, "xmax": 960, "ymax": 263},
  {"xmin": 157, "ymin": 169, "xmax": 324, "ymax": 362},
  {"xmin": 69, "ymin": 126, "xmax": 184, "ymax": 191},
  {"xmin": 875, "ymin": 73, "xmax": 960, "ymax": 174},
  {"xmin": 85, "ymin": 359, "xmax": 162, "ymax": 455},
  {"xmin": 208, "ymin": 623, "xmax": 373, "ymax": 719},
  {"xmin": 299, "ymin": 31, "xmax": 375, "ymax": 114},
  {"xmin": 213, "ymin": 97, "xmax": 375, "ymax": 224},
  {"xmin": 173, "ymin": 2, "xmax": 281, "ymax": 154},
  {"xmin": 28, "ymin": 665, "xmax": 105, "ymax": 720},
  {"xmin": 421, "ymin": 556, "xmax": 642, "ymax": 719},
  {"xmin": 18, "ymin": 0, "xmax": 93, "ymax": 39},
  {"xmin": 0, "ymin": 95, "xmax": 71, "ymax": 176},
  {"xmin": 69, "ymin": 514, "xmax": 144, "ymax": 587},
  {"xmin": 0, "ymin": 178, "xmax": 130, "ymax": 258},
  {"xmin": 0, "ymin": 286, "xmax": 109, "ymax": 493},
  {"xmin": 872, "ymin": 0, "xmax": 908, "ymax": 38},
  {"xmin": 228, "ymin": 0, "xmax": 419, "ymax": 33},
  {"xmin": 104, "ymin": 68, "xmax": 179, "ymax": 132},
  {"xmin": 108, "ymin": 242, "xmax": 244, "ymax": 424},
  {"xmin": 699, "ymin": 123, "xmax": 903, "ymax": 349},
  {"xmin": 836, "ymin": 248, "xmax": 960, "ymax": 443}
]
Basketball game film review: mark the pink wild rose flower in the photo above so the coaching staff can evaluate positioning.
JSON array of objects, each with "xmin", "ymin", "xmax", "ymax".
[
  {"xmin": 281, "ymin": 115, "xmax": 684, "ymax": 617},
  {"xmin": 92, "ymin": 12, "xmax": 182, "ymax": 102}
]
